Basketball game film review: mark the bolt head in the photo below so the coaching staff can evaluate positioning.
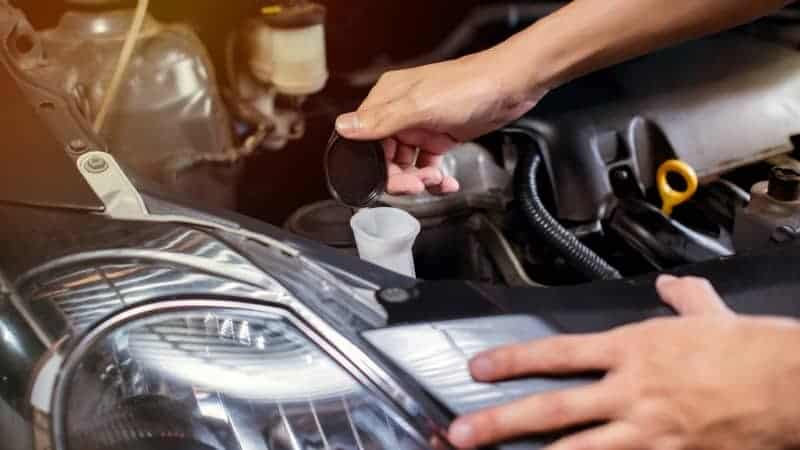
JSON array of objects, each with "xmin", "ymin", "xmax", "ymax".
[
  {"xmin": 83, "ymin": 156, "xmax": 109, "ymax": 173},
  {"xmin": 69, "ymin": 139, "xmax": 87, "ymax": 152},
  {"xmin": 613, "ymin": 168, "xmax": 630, "ymax": 182}
]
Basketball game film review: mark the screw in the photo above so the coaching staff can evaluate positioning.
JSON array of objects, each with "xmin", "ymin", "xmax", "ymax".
[
  {"xmin": 68, "ymin": 139, "xmax": 87, "ymax": 153},
  {"xmin": 83, "ymin": 156, "xmax": 108, "ymax": 173},
  {"xmin": 612, "ymin": 168, "xmax": 631, "ymax": 183}
]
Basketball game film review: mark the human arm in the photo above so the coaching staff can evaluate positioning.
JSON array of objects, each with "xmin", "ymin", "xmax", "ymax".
[{"xmin": 336, "ymin": 0, "xmax": 792, "ymax": 194}]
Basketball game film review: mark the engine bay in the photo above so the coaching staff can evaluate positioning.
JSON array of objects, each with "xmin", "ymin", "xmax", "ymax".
[{"xmin": 11, "ymin": 0, "xmax": 800, "ymax": 288}]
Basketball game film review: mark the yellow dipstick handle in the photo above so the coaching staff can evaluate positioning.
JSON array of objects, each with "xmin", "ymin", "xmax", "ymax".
[
  {"xmin": 657, "ymin": 159, "xmax": 698, "ymax": 217},
  {"xmin": 262, "ymin": 5, "xmax": 283, "ymax": 15}
]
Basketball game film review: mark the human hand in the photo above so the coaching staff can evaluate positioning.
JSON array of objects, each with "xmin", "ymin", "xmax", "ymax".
[
  {"xmin": 448, "ymin": 276, "xmax": 800, "ymax": 450},
  {"xmin": 335, "ymin": 47, "xmax": 546, "ymax": 195}
]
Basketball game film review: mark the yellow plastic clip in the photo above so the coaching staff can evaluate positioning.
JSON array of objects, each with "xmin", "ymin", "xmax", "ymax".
[
  {"xmin": 657, "ymin": 159, "xmax": 699, "ymax": 217},
  {"xmin": 262, "ymin": 5, "xmax": 283, "ymax": 15}
]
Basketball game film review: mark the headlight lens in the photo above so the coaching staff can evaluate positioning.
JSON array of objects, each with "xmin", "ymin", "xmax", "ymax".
[{"xmin": 60, "ymin": 305, "xmax": 429, "ymax": 450}]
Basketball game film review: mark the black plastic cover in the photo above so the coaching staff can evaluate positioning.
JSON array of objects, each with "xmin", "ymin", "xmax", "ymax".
[{"xmin": 526, "ymin": 34, "xmax": 800, "ymax": 222}]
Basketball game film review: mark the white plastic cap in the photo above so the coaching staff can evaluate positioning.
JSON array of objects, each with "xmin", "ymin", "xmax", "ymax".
[{"xmin": 350, "ymin": 208, "xmax": 421, "ymax": 278}]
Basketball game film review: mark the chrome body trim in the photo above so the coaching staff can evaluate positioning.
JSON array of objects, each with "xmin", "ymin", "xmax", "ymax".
[{"xmin": 50, "ymin": 300, "xmax": 433, "ymax": 450}]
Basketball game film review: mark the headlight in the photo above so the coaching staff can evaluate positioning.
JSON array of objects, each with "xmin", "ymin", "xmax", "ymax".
[{"xmin": 55, "ymin": 301, "xmax": 429, "ymax": 450}]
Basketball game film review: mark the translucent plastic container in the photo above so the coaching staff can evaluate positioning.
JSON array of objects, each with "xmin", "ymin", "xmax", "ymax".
[{"xmin": 350, "ymin": 208, "xmax": 420, "ymax": 278}]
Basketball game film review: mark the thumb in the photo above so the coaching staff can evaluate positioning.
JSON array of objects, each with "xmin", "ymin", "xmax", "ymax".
[
  {"xmin": 336, "ymin": 100, "xmax": 420, "ymax": 140},
  {"xmin": 656, "ymin": 275, "xmax": 734, "ymax": 317}
]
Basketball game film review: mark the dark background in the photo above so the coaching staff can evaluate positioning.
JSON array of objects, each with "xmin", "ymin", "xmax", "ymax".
[{"xmin": 12, "ymin": 0, "xmax": 492, "ymax": 225}]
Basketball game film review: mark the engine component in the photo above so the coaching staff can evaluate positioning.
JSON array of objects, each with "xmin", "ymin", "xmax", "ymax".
[
  {"xmin": 291, "ymin": 143, "xmax": 512, "ymax": 283},
  {"xmin": 285, "ymin": 200, "xmax": 358, "ymax": 250},
  {"xmin": 27, "ymin": 9, "xmax": 239, "ymax": 209},
  {"xmin": 513, "ymin": 143, "xmax": 622, "ymax": 281},
  {"xmin": 735, "ymin": 165, "xmax": 800, "ymax": 250},
  {"xmin": 527, "ymin": 34, "xmax": 800, "ymax": 224},
  {"xmin": 227, "ymin": 1, "xmax": 329, "ymax": 151},
  {"xmin": 656, "ymin": 160, "xmax": 699, "ymax": 217},
  {"xmin": 260, "ymin": 1, "xmax": 328, "ymax": 96},
  {"xmin": 611, "ymin": 199, "xmax": 734, "ymax": 269}
]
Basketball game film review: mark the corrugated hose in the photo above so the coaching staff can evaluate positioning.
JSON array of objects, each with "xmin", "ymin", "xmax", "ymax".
[{"xmin": 507, "ymin": 127, "xmax": 623, "ymax": 281}]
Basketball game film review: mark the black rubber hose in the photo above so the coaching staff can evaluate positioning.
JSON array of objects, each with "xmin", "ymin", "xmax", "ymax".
[{"xmin": 514, "ymin": 146, "xmax": 623, "ymax": 281}]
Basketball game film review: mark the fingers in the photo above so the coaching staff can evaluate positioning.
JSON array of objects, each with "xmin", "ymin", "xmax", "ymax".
[
  {"xmin": 382, "ymin": 138, "xmax": 398, "ymax": 161},
  {"xmin": 336, "ymin": 100, "xmax": 419, "ymax": 141},
  {"xmin": 656, "ymin": 275, "xmax": 733, "ymax": 317},
  {"xmin": 386, "ymin": 166, "xmax": 446, "ymax": 195},
  {"xmin": 449, "ymin": 382, "xmax": 621, "ymax": 449},
  {"xmin": 428, "ymin": 176, "xmax": 461, "ymax": 195},
  {"xmin": 387, "ymin": 171, "xmax": 426, "ymax": 195},
  {"xmin": 339, "ymin": 106, "xmax": 462, "ymax": 195},
  {"xmin": 383, "ymin": 143, "xmax": 460, "ymax": 195},
  {"xmin": 469, "ymin": 333, "xmax": 620, "ymax": 383},
  {"xmin": 395, "ymin": 144, "xmax": 419, "ymax": 169},
  {"xmin": 544, "ymin": 422, "xmax": 642, "ymax": 450}
]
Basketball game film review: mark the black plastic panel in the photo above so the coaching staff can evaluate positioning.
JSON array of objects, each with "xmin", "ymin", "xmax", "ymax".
[{"xmin": 526, "ymin": 34, "xmax": 800, "ymax": 222}]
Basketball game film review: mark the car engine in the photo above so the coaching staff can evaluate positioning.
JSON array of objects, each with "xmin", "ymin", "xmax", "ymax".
[
  {"xmin": 9, "ymin": 1, "xmax": 800, "ymax": 286},
  {"xmin": 6, "ymin": 3, "xmax": 800, "ymax": 450}
]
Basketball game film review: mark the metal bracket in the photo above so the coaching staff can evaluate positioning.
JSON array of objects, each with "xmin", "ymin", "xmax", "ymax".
[
  {"xmin": 77, "ymin": 151, "xmax": 149, "ymax": 216},
  {"xmin": 77, "ymin": 151, "xmax": 299, "ymax": 256}
]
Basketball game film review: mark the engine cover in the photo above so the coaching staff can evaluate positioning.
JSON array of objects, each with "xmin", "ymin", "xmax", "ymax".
[{"xmin": 528, "ymin": 34, "xmax": 800, "ymax": 223}]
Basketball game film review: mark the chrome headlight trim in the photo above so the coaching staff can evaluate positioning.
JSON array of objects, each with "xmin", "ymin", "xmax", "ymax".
[{"xmin": 50, "ymin": 299, "xmax": 433, "ymax": 450}]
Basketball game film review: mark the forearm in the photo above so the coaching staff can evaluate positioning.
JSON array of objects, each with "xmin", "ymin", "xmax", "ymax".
[{"xmin": 501, "ymin": 0, "xmax": 790, "ymax": 94}]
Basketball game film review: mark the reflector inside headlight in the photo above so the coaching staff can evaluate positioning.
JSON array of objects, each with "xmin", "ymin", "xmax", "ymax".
[{"xmin": 60, "ymin": 305, "xmax": 429, "ymax": 450}]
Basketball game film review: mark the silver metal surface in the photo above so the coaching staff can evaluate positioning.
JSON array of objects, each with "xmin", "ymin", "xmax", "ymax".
[
  {"xmin": 78, "ymin": 151, "xmax": 148, "ymax": 216},
  {"xmin": 365, "ymin": 316, "xmax": 587, "ymax": 415},
  {"xmin": 30, "ymin": 10, "xmax": 239, "ymax": 209},
  {"xmin": 384, "ymin": 143, "xmax": 511, "ymax": 218}
]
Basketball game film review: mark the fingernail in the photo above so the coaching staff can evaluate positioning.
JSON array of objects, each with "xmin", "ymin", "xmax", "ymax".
[
  {"xmin": 336, "ymin": 113, "xmax": 361, "ymax": 134},
  {"xmin": 469, "ymin": 355, "xmax": 494, "ymax": 380},
  {"xmin": 449, "ymin": 420, "xmax": 474, "ymax": 447},
  {"xmin": 656, "ymin": 274, "xmax": 678, "ymax": 288}
]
